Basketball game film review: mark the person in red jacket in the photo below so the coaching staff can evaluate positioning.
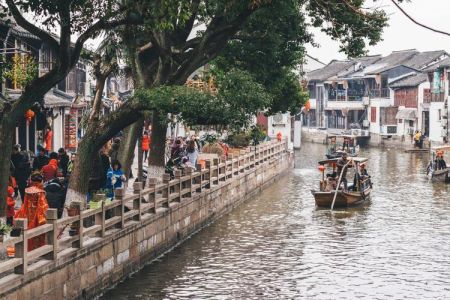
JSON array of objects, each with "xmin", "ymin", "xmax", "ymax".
[
  {"xmin": 141, "ymin": 131, "xmax": 151, "ymax": 161},
  {"xmin": 6, "ymin": 186, "xmax": 15, "ymax": 226},
  {"xmin": 42, "ymin": 159, "xmax": 58, "ymax": 182}
]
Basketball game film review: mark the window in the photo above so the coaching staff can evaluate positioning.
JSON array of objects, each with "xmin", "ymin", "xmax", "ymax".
[
  {"xmin": 438, "ymin": 109, "xmax": 442, "ymax": 120},
  {"xmin": 370, "ymin": 107, "xmax": 377, "ymax": 123},
  {"xmin": 409, "ymin": 120, "xmax": 414, "ymax": 127},
  {"xmin": 398, "ymin": 119, "xmax": 403, "ymax": 124}
]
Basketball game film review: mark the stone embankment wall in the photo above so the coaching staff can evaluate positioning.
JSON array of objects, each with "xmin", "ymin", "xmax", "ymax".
[{"xmin": 0, "ymin": 141, "xmax": 291, "ymax": 300}]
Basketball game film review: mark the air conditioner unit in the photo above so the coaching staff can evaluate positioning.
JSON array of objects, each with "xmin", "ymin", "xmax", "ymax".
[
  {"xmin": 362, "ymin": 120, "xmax": 370, "ymax": 127},
  {"xmin": 272, "ymin": 113, "xmax": 286, "ymax": 125}
]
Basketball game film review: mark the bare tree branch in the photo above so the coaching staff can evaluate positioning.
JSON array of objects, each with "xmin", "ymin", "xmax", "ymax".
[{"xmin": 391, "ymin": 0, "xmax": 450, "ymax": 36}]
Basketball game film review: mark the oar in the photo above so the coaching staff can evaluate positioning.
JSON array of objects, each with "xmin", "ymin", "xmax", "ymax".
[{"xmin": 331, "ymin": 159, "xmax": 351, "ymax": 210}]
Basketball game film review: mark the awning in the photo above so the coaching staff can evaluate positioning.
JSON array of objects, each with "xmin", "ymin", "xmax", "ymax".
[{"xmin": 395, "ymin": 108, "xmax": 418, "ymax": 120}]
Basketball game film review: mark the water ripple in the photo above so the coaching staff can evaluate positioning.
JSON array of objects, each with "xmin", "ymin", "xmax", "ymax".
[{"xmin": 103, "ymin": 143, "xmax": 450, "ymax": 300}]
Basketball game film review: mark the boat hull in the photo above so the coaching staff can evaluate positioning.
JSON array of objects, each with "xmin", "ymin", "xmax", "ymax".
[
  {"xmin": 311, "ymin": 188, "xmax": 371, "ymax": 208},
  {"xmin": 429, "ymin": 168, "xmax": 450, "ymax": 183}
]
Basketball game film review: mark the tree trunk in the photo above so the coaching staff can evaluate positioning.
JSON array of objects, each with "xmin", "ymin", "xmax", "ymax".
[
  {"xmin": 118, "ymin": 119, "xmax": 143, "ymax": 181},
  {"xmin": 149, "ymin": 112, "xmax": 167, "ymax": 168},
  {"xmin": 65, "ymin": 133, "xmax": 101, "ymax": 210},
  {"xmin": 0, "ymin": 118, "xmax": 15, "ymax": 216}
]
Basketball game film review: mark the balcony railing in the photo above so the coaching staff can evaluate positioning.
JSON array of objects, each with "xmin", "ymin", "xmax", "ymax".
[
  {"xmin": 369, "ymin": 88, "xmax": 390, "ymax": 99},
  {"xmin": 431, "ymin": 92, "xmax": 445, "ymax": 102}
]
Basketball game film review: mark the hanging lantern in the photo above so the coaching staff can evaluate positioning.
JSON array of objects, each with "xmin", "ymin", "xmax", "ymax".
[
  {"xmin": 25, "ymin": 109, "xmax": 35, "ymax": 124},
  {"xmin": 318, "ymin": 165, "xmax": 326, "ymax": 172}
]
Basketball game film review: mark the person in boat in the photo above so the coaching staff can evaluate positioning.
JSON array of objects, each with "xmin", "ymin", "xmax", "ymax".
[
  {"xmin": 436, "ymin": 150, "xmax": 447, "ymax": 170},
  {"xmin": 336, "ymin": 153, "xmax": 353, "ymax": 191},
  {"xmin": 325, "ymin": 173, "xmax": 337, "ymax": 192},
  {"xmin": 353, "ymin": 163, "xmax": 370, "ymax": 191}
]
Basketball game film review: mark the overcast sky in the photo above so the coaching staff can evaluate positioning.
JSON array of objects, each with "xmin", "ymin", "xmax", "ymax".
[{"xmin": 306, "ymin": 0, "xmax": 450, "ymax": 64}]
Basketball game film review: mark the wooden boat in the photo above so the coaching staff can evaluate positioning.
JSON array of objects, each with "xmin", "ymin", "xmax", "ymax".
[
  {"xmin": 325, "ymin": 135, "xmax": 360, "ymax": 159},
  {"xmin": 311, "ymin": 157, "xmax": 372, "ymax": 208},
  {"xmin": 426, "ymin": 145, "xmax": 450, "ymax": 183}
]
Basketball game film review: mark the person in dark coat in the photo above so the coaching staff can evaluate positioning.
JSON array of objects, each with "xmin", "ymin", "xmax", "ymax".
[
  {"xmin": 11, "ymin": 144, "xmax": 31, "ymax": 200},
  {"xmin": 57, "ymin": 148, "xmax": 70, "ymax": 177},
  {"xmin": 33, "ymin": 145, "xmax": 50, "ymax": 171},
  {"xmin": 99, "ymin": 147, "xmax": 111, "ymax": 189},
  {"xmin": 44, "ymin": 178, "xmax": 66, "ymax": 218}
]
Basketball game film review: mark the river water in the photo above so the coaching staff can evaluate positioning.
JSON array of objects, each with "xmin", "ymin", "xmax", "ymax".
[{"xmin": 102, "ymin": 142, "xmax": 450, "ymax": 300}]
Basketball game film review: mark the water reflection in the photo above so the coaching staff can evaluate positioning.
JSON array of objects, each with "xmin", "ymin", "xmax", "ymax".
[{"xmin": 103, "ymin": 142, "xmax": 450, "ymax": 300}]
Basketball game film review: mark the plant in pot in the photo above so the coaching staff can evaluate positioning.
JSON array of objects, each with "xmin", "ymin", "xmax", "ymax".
[
  {"xmin": 90, "ymin": 189, "xmax": 108, "ymax": 209},
  {"xmin": 201, "ymin": 133, "xmax": 225, "ymax": 156},
  {"xmin": 0, "ymin": 222, "xmax": 12, "ymax": 242}
]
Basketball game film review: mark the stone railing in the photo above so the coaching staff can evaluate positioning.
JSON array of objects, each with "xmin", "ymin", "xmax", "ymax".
[{"xmin": 0, "ymin": 140, "xmax": 287, "ymax": 282}]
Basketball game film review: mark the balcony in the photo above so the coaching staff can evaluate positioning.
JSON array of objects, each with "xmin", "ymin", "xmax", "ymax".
[
  {"xmin": 431, "ymin": 92, "xmax": 445, "ymax": 102},
  {"xmin": 369, "ymin": 88, "xmax": 390, "ymax": 99}
]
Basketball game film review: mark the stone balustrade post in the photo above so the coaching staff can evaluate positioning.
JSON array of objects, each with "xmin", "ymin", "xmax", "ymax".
[
  {"xmin": 133, "ymin": 182, "xmax": 143, "ymax": 221},
  {"xmin": 162, "ymin": 173, "xmax": 171, "ymax": 207},
  {"xmin": 14, "ymin": 218, "xmax": 28, "ymax": 274},
  {"xmin": 45, "ymin": 209, "xmax": 58, "ymax": 260},
  {"xmin": 148, "ymin": 177, "xmax": 157, "ymax": 213}
]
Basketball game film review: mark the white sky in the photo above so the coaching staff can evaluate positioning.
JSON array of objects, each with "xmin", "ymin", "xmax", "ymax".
[{"xmin": 305, "ymin": 0, "xmax": 450, "ymax": 64}]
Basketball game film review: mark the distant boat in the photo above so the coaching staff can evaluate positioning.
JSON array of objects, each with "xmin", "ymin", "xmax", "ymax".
[
  {"xmin": 311, "ymin": 157, "xmax": 372, "ymax": 208},
  {"xmin": 426, "ymin": 145, "xmax": 450, "ymax": 183},
  {"xmin": 325, "ymin": 134, "xmax": 359, "ymax": 159}
]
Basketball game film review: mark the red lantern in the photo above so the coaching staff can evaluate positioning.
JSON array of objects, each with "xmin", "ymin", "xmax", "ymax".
[
  {"xmin": 25, "ymin": 109, "xmax": 35, "ymax": 124},
  {"xmin": 318, "ymin": 165, "xmax": 326, "ymax": 172}
]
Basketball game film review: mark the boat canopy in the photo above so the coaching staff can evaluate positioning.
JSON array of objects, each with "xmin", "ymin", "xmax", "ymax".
[
  {"xmin": 327, "ymin": 134, "xmax": 357, "ymax": 139},
  {"xmin": 318, "ymin": 157, "xmax": 368, "ymax": 165},
  {"xmin": 432, "ymin": 145, "xmax": 450, "ymax": 151}
]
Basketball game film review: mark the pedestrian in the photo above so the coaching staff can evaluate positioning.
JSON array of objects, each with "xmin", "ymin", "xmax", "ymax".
[
  {"xmin": 185, "ymin": 140, "xmax": 199, "ymax": 168},
  {"xmin": 42, "ymin": 157, "xmax": 58, "ymax": 182},
  {"xmin": 44, "ymin": 124, "xmax": 53, "ymax": 153},
  {"xmin": 142, "ymin": 131, "xmax": 151, "ymax": 161},
  {"xmin": 99, "ymin": 146, "xmax": 111, "ymax": 189},
  {"xmin": 6, "ymin": 186, "xmax": 15, "ymax": 226},
  {"xmin": 336, "ymin": 152, "xmax": 352, "ymax": 191},
  {"xmin": 32, "ymin": 145, "xmax": 50, "ymax": 171},
  {"xmin": 57, "ymin": 148, "xmax": 69, "ymax": 177},
  {"xmin": 11, "ymin": 144, "xmax": 31, "ymax": 200},
  {"xmin": 44, "ymin": 178, "xmax": 66, "ymax": 218},
  {"xmin": 15, "ymin": 172, "xmax": 49, "ymax": 251},
  {"xmin": 106, "ymin": 160, "xmax": 126, "ymax": 198}
]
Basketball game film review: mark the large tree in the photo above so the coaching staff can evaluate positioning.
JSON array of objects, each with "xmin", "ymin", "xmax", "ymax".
[
  {"xmin": 0, "ymin": 0, "xmax": 144, "ymax": 215},
  {"xmin": 66, "ymin": 0, "xmax": 389, "ymax": 204}
]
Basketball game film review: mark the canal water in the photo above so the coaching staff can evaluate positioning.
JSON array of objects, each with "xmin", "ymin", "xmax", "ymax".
[{"xmin": 102, "ymin": 142, "xmax": 450, "ymax": 299}]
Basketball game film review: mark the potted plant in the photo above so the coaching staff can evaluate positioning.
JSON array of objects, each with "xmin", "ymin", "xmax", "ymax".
[
  {"xmin": 0, "ymin": 222, "xmax": 12, "ymax": 242},
  {"xmin": 90, "ymin": 189, "xmax": 108, "ymax": 209}
]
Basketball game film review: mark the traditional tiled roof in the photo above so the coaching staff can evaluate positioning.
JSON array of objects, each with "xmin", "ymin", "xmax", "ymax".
[
  {"xmin": 423, "ymin": 57, "xmax": 450, "ymax": 72},
  {"xmin": 338, "ymin": 55, "xmax": 383, "ymax": 78},
  {"xmin": 403, "ymin": 50, "xmax": 447, "ymax": 70},
  {"xmin": 307, "ymin": 60, "xmax": 354, "ymax": 81},
  {"xmin": 366, "ymin": 50, "xmax": 418, "ymax": 75},
  {"xmin": 389, "ymin": 73, "xmax": 428, "ymax": 89},
  {"xmin": 44, "ymin": 89, "xmax": 73, "ymax": 108}
]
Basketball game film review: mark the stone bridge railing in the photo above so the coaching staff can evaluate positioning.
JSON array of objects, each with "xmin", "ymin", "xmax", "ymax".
[{"xmin": 0, "ymin": 139, "xmax": 287, "ymax": 293}]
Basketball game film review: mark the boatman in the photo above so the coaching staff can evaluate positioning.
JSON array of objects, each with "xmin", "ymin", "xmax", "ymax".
[{"xmin": 336, "ymin": 152, "xmax": 352, "ymax": 191}]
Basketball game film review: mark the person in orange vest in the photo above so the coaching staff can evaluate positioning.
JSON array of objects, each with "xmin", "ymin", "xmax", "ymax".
[
  {"xmin": 276, "ymin": 132, "xmax": 282, "ymax": 142},
  {"xmin": 141, "ymin": 131, "xmax": 151, "ymax": 161},
  {"xmin": 44, "ymin": 125, "xmax": 53, "ymax": 153}
]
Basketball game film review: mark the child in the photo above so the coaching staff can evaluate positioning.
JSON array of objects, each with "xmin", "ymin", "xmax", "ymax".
[{"xmin": 6, "ymin": 186, "xmax": 15, "ymax": 226}]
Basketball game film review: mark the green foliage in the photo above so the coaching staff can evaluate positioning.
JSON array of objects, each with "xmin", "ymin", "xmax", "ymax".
[
  {"xmin": 249, "ymin": 125, "xmax": 266, "ymax": 146},
  {"xmin": 226, "ymin": 132, "xmax": 251, "ymax": 148},
  {"xmin": 2, "ymin": 55, "xmax": 38, "ymax": 88},
  {"xmin": 135, "ymin": 69, "xmax": 271, "ymax": 129},
  {"xmin": 0, "ymin": 222, "xmax": 12, "ymax": 235}
]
